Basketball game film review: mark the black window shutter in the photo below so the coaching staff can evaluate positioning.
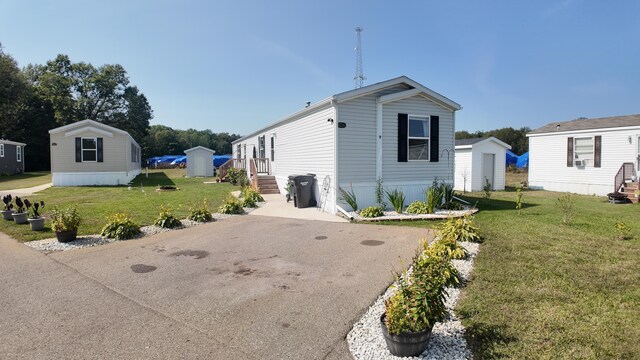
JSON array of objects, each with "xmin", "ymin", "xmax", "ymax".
[
  {"xmin": 75, "ymin": 137, "xmax": 81, "ymax": 162},
  {"xmin": 97, "ymin": 138, "xmax": 104, "ymax": 163},
  {"xmin": 397, "ymin": 113, "xmax": 408, "ymax": 162},
  {"xmin": 430, "ymin": 116, "xmax": 439, "ymax": 162},
  {"xmin": 594, "ymin": 135, "xmax": 601, "ymax": 168},
  {"xmin": 567, "ymin": 137, "xmax": 574, "ymax": 167}
]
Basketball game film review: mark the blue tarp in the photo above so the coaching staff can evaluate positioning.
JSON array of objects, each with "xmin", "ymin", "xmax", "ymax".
[
  {"xmin": 516, "ymin": 152, "xmax": 529, "ymax": 169},
  {"xmin": 147, "ymin": 157, "xmax": 161, "ymax": 166},
  {"xmin": 213, "ymin": 155, "xmax": 232, "ymax": 167},
  {"xmin": 170, "ymin": 156, "xmax": 187, "ymax": 165},
  {"xmin": 506, "ymin": 150, "xmax": 518, "ymax": 166}
]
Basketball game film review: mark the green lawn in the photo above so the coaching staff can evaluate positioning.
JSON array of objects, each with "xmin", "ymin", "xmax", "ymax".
[
  {"xmin": 0, "ymin": 172, "xmax": 52, "ymax": 190},
  {"xmin": 0, "ymin": 169, "xmax": 236, "ymax": 242},
  {"xmin": 382, "ymin": 190, "xmax": 640, "ymax": 359}
]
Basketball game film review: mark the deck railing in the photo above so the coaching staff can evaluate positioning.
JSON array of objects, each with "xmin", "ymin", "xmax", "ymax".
[
  {"xmin": 217, "ymin": 158, "xmax": 246, "ymax": 180},
  {"xmin": 253, "ymin": 158, "xmax": 270, "ymax": 175},
  {"xmin": 249, "ymin": 158, "xmax": 259, "ymax": 190},
  {"xmin": 614, "ymin": 162, "xmax": 635, "ymax": 193}
]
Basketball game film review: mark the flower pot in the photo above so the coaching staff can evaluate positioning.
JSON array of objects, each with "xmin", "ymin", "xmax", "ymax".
[
  {"xmin": 12, "ymin": 212, "xmax": 29, "ymax": 224},
  {"xmin": 28, "ymin": 217, "xmax": 45, "ymax": 231},
  {"xmin": 1, "ymin": 209, "xmax": 14, "ymax": 221},
  {"xmin": 55, "ymin": 229, "xmax": 78, "ymax": 243},
  {"xmin": 380, "ymin": 313, "xmax": 433, "ymax": 357}
]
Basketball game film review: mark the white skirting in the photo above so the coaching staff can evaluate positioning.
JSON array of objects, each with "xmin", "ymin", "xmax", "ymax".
[{"xmin": 52, "ymin": 170, "xmax": 141, "ymax": 186}]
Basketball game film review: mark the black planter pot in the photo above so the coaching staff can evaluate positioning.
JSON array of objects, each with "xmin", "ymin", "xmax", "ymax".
[
  {"xmin": 1, "ymin": 210, "xmax": 14, "ymax": 221},
  {"xmin": 55, "ymin": 229, "xmax": 78, "ymax": 243},
  {"xmin": 380, "ymin": 313, "xmax": 433, "ymax": 357}
]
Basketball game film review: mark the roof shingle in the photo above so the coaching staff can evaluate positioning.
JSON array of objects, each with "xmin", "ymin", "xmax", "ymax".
[{"xmin": 529, "ymin": 114, "xmax": 640, "ymax": 135}]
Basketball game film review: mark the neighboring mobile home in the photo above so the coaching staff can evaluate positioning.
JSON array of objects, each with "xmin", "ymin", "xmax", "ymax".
[
  {"xmin": 184, "ymin": 146, "xmax": 215, "ymax": 177},
  {"xmin": 454, "ymin": 137, "xmax": 511, "ymax": 192},
  {"xmin": 0, "ymin": 139, "xmax": 26, "ymax": 175},
  {"xmin": 49, "ymin": 120, "xmax": 141, "ymax": 186},
  {"xmin": 527, "ymin": 114, "xmax": 640, "ymax": 197},
  {"xmin": 231, "ymin": 76, "xmax": 462, "ymax": 214}
]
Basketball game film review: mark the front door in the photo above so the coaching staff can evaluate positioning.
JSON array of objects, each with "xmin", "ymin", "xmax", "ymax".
[{"xmin": 482, "ymin": 153, "xmax": 495, "ymax": 190}]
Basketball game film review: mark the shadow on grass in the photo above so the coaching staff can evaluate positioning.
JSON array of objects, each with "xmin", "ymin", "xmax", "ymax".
[
  {"xmin": 458, "ymin": 195, "xmax": 538, "ymax": 211},
  {"xmin": 131, "ymin": 172, "xmax": 176, "ymax": 187},
  {"xmin": 464, "ymin": 322, "xmax": 518, "ymax": 359}
]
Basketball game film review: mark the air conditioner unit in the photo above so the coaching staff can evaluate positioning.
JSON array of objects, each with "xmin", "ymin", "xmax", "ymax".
[{"xmin": 575, "ymin": 160, "xmax": 584, "ymax": 167}]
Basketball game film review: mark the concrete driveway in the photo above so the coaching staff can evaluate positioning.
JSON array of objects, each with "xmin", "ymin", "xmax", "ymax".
[{"xmin": 0, "ymin": 216, "xmax": 431, "ymax": 359}]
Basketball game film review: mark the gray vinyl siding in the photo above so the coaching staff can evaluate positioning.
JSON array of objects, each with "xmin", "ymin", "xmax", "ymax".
[{"xmin": 0, "ymin": 143, "xmax": 24, "ymax": 175}]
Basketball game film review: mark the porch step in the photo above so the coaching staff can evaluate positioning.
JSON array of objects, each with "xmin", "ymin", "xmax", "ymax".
[
  {"xmin": 257, "ymin": 176, "xmax": 280, "ymax": 195},
  {"xmin": 621, "ymin": 181, "xmax": 639, "ymax": 204}
]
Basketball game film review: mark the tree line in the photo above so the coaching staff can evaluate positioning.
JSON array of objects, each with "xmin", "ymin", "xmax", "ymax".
[
  {"xmin": 0, "ymin": 44, "xmax": 239, "ymax": 171},
  {"xmin": 456, "ymin": 127, "xmax": 531, "ymax": 155}
]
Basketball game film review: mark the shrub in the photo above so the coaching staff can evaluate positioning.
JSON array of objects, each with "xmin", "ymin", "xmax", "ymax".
[
  {"xmin": 242, "ymin": 196, "xmax": 257, "ymax": 208},
  {"xmin": 339, "ymin": 184, "xmax": 358, "ymax": 211},
  {"xmin": 375, "ymin": 178, "xmax": 386, "ymax": 208},
  {"xmin": 439, "ymin": 215, "xmax": 482, "ymax": 243},
  {"xmin": 218, "ymin": 196, "xmax": 245, "ymax": 214},
  {"xmin": 50, "ymin": 206, "xmax": 81, "ymax": 232},
  {"xmin": 359, "ymin": 205, "xmax": 385, "ymax": 218},
  {"xmin": 241, "ymin": 187, "xmax": 264, "ymax": 203},
  {"xmin": 425, "ymin": 187, "xmax": 438, "ymax": 214},
  {"xmin": 406, "ymin": 200, "xmax": 430, "ymax": 214},
  {"xmin": 101, "ymin": 212, "xmax": 140, "ymax": 240},
  {"xmin": 428, "ymin": 236, "xmax": 468, "ymax": 260},
  {"xmin": 556, "ymin": 194, "xmax": 575, "ymax": 225},
  {"xmin": 386, "ymin": 188, "xmax": 406, "ymax": 213},
  {"xmin": 515, "ymin": 184, "xmax": 524, "ymax": 211},
  {"xmin": 188, "ymin": 200, "xmax": 213, "ymax": 223},
  {"xmin": 441, "ymin": 182, "xmax": 455, "ymax": 204},
  {"xmin": 227, "ymin": 168, "xmax": 249, "ymax": 186},
  {"xmin": 483, "ymin": 178, "xmax": 492, "ymax": 198},
  {"xmin": 440, "ymin": 201, "xmax": 463, "ymax": 210},
  {"xmin": 154, "ymin": 206, "xmax": 182, "ymax": 228}
]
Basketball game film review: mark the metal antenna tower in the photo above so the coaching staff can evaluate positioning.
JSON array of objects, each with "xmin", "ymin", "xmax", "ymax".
[{"xmin": 354, "ymin": 27, "xmax": 365, "ymax": 88}]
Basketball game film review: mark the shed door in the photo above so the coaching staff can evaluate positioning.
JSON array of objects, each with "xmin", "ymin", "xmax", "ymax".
[
  {"xmin": 482, "ymin": 153, "xmax": 495, "ymax": 190},
  {"xmin": 194, "ymin": 156, "xmax": 206, "ymax": 176}
]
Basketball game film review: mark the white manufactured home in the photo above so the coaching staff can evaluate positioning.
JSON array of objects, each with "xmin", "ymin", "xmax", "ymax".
[
  {"xmin": 527, "ymin": 114, "xmax": 640, "ymax": 199},
  {"xmin": 454, "ymin": 137, "xmax": 511, "ymax": 192},
  {"xmin": 229, "ymin": 76, "xmax": 462, "ymax": 214},
  {"xmin": 49, "ymin": 120, "xmax": 142, "ymax": 186}
]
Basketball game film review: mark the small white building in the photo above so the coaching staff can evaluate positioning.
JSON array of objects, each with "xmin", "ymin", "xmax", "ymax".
[
  {"xmin": 185, "ymin": 146, "xmax": 215, "ymax": 177},
  {"xmin": 527, "ymin": 114, "xmax": 640, "ymax": 196},
  {"xmin": 454, "ymin": 137, "xmax": 511, "ymax": 192},
  {"xmin": 49, "ymin": 120, "xmax": 141, "ymax": 186},
  {"xmin": 231, "ymin": 76, "xmax": 462, "ymax": 214}
]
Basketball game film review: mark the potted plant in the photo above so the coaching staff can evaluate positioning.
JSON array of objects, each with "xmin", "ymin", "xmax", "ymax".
[
  {"xmin": 380, "ymin": 248, "xmax": 460, "ymax": 357},
  {"xmin": 11, "ymin": 196, "xmax": 29, "ymax": 224},
  {"xmin": 25, "ymin": 199, "xmax": 45, "ymax": 231},
  {"xmin": 1, "ymin": 194, "xmax": 13, "ymax": 220},
  {"xmin": 50, "ymin": 206, "xmax": 81, "ymax": 242}
]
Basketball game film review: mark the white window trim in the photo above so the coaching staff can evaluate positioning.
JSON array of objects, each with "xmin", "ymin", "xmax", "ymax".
[
  {"xmin": 270, "ymin": 135, "xmax": 275, "ymax": 162},
  {"xmin": 408, "ymin": 115, "xmax": 430, "ymax": 161},
  {"xmin": 16, "ymin": 146, "xmax": 21, "ymax": 162},
  {"xmin": 574, "ymin": 136, "xmax": 594, "ymax": 167},
  {"xmin": 82, "ymin": 137, "xmax": 98, "ymax": 162},
  {"xmin": 0, "ymin": 144, "xmax": 4, "ymax": 157}
]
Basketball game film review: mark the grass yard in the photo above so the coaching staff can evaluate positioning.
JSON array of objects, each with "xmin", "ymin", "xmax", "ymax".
[
  {"xmin": 505, "ymin": 170, "xmax": 528, "ymax": 189},
  {"xmin": 0, "ymin": 169, "xmax": 236, "ymax": 242},
  {"xmin": 0, "ymin": 172, "xmax": 52, "ymax": 190},
  {"xmin": 382, "ymin": 189, "xmax": 640, "ymax": 359}
]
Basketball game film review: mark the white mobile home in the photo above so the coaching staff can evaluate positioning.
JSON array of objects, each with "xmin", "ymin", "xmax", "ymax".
[
  {"xmin": 527, "ymin": 114, "xmax": 640, "ymax": 197},
  {"xmin": 454, "ymin": 137, "xmax": 511, "ymax": 192},
  {"xmin": 185, "ymin": 146, "xmax": 215, "ymax": 177},
  {"xmin": 49, "ymin": 120, "xmax": 142, "ymax": 186},
  {"xmin": 231, "ymin": 76, "xmax": 462, "ymax": 214}
]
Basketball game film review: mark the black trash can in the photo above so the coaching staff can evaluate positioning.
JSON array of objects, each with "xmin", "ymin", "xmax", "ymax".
[{"xmin": 291, "ymin": 174, "xmax": 316, "ymax": 208}]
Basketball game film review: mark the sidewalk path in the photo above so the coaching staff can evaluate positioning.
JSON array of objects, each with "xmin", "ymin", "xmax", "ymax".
[{"xmin": 0, "ymin": 183, "xmax": 52, "ymax": 197}]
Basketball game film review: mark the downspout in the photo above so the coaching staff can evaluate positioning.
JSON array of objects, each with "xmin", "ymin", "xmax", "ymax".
[
  {"xmin": 375, "ymin": 99, "xmax": 383, "ymax": 181},
  {"xmin": 336, "ymin": 204, "xmax": 354, "ymax": 220},
  {"xmin": 332, "ymin": 98, "xmax": 339, "ymax": 214}
]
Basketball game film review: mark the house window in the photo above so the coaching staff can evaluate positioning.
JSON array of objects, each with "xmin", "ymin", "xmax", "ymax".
[
  {"xmin": 574, "ymin": 137, "xmax": 594, "ymax": 165},
  {"xmin": 408, "ymin": 115, "xmax": 430, "ymax": 161},
  {"xmin": 16, "ymin": 146, "xmax": 21, "ymax": 162},
  {"xmin": 258, "ymin": 136, "xmax": 265, "ymax": 158},
  {"xmin": 0, "ymin": 144, "xmax": 4, "ymax": 157},
  {"xmin": 236, "ymin": 144, "xmax": 241, "ymax": 160},
  {"xmin": 270, "ymin": 136, "xmax": 275, "ymax": 162},
  {"xmin": 82, "ymin": 138, "xmax": 97, "ymax": 162}
]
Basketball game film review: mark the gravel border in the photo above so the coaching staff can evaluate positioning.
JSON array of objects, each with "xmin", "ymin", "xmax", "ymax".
[
  {"xmin": 347, "ymin": 242, "xmax": 479, "ymax": 360},
  {"xmin": 350, "ymin": 207, "xmax": 478, "ymax": 222}
]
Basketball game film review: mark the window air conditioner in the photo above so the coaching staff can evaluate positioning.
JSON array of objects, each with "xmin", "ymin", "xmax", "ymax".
[{"xmin": 575, "ymin": 160, "xmax": 584, "ymax": 167}]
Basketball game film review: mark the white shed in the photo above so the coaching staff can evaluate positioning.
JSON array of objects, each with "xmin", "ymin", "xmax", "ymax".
[
  {"xmin": 230, "ymin": 76, "xmax": 462, "ymax": 214},
  {"xmin": 454, "ymin": 137, "xmax": 511, "ymax": 192},
  {"xmin": 527, "ymin": 114, "xmax": 640, "ymax": 198},
  {"xmin": 185, "ymin": 146, "xmax": 215, "ymax": 177}
]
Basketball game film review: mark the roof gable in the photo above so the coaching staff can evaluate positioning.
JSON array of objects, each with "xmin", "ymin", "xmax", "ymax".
[
  {"xmin": 455, "ymin": 136, "xmax": 511, "ymax": 149},
  {"xmin": 528, "ymin": 114, "xmax": 640, "ymax": 135},
  {"xmin": 184, "ymin": 146, "xmax": 215, "ymax": 154},
  {"xmin": 0, "ymin": 139, "xmax": 26, "ymax": 146},
  {"xmin": 49, "ymin": 119, "xmax": 140, "ymax": 147}
]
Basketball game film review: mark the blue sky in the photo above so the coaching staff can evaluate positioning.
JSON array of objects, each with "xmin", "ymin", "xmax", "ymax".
[{"xmin": 2, "ymin": 0, "xmax": 639, "ymax": 136}]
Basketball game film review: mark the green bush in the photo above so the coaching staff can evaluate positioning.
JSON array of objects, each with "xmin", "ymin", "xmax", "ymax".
[
  {"xmin": 359, "ymin": 205, "xmax": 385, "ymax": 218},
  {"xmin": 339, "ymin": 185, "xmax": 358, "ymax": 211},
  {"xmin": 241, "ymin": 187, "xmax": 264, "ymax": 203},
  {"xmin": 218, "ymin": 196, "xmax": 245, "ymax": 214},
  {"xmin": 385, "ymin": 188, "xmax": 406, "ymax": 213},
  {"xmin": 556, "ymin": 193, "xmax": 575, "ymax": 225},
  {"xmin": 428, "ymin": 237, "xmax": 468, "ymax": 260},
  {"xmin": 439, "ymin": 215, "xmax": 482, "ymax": 243},
  {"xmin": 188, "ymin": 200, "xmax": 213, "ymax": 223},
  {"xmin": 50, "ymin": 206, "xmax": 81, "ymax": 232},
  {"xmin": 227, "ymin": 168, "xmax": 249, "ymax": 186},
  {"xmin": 440, "ymin": 201, "xmax": 463, "ymax": 210},
  {"xmin": 154, "ymin": 206, "xmax": 182, "ymax": 228},
  {"xmin": 242, "ymin": 197, "xmax": 257, "ymax": 208},
  {"xmin": 101, "ymin": 212, "xmax": 140, "ymax": 240},
  {"xmin": 425, "ymin": 187, "xmax": 438, "ymax": 214},
  {"xmin": 406, "ymin": 200, "xmax": 430, "ymax": 214}
]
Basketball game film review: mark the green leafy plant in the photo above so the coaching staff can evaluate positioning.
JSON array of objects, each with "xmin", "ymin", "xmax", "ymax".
[
  {"xmin": 375, "ymin": 178, "xmax": 386, "ymax": 208},
  {"xmin": 440, "ymin": 201, "xmax": 463, "ymax": 210},
  {"xmin": 384, "ymin": 245, "xmax": 460, "ymax": 334},
  {"xmin": 429, "ymin": 235, "xmax": 468, "ymax": 260},
  {"xmin": 218, "ymin": 195, "xmax": 245, "ymax": 214},
  {"xmin": 614, "ymin": 221, "xmax": 632, "ymax": 240},
  {"xmin": 441, "ymin": 182, "xmax": 455, "ymax": 204},
  {"xmin": 50, "ymin": 206, "xmax": 81, "ymax": 232},
  {"xmin": 154, "ymin": 206, "xmax": 182, "ymax": 228},
  {"xmin": 188, "ymin": 200, "xmax": 213, "ymax": 223},
  {"xmin": 242, "ymin": 196, "xmax": 257, "ymax": 208},
  {"xmin": 227, "ymin": 168, "xmax": 249, "ymax": 186},
  {"xmin": 406, "ymin": 200, "xmax": 430, "ymax": 214},
  {"xmin": 2, "ymin": 194, "xmax": 12, "ymax": 211},
  {"xmin": 425, "ymin": 187, "xmax": 438, "ymax": 214},
  {"xmin": 359, "ymin": 205, "xmax": 385, "ymax": 218},
  {"xmin": 339, "ymin": 184, "xmax": 358, "ymax": 211},
  {"xmin": 386, "ymin": 188, "xmax": 406, "ymax": 213},
  {"xmin": 483, "ymin": 178, "xmax": 492, "ymax": 198},
  {"xmin": 556, "ymin": 194, "xmax": 575, "ymax": 225},
  {"xmin": 515, "ymin": 184, "xmax": 524, "ymax": 211},
  {"xmin": 439, "ymin": 215, "xmax": 482, "ymax": 243},
  {"xmin": 241, "ymin": 186, "xmax": 264, "ymax": 203},
  {"xmin": 101, "ymin": 212, "xmax": 141, "ymax": 240}
]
